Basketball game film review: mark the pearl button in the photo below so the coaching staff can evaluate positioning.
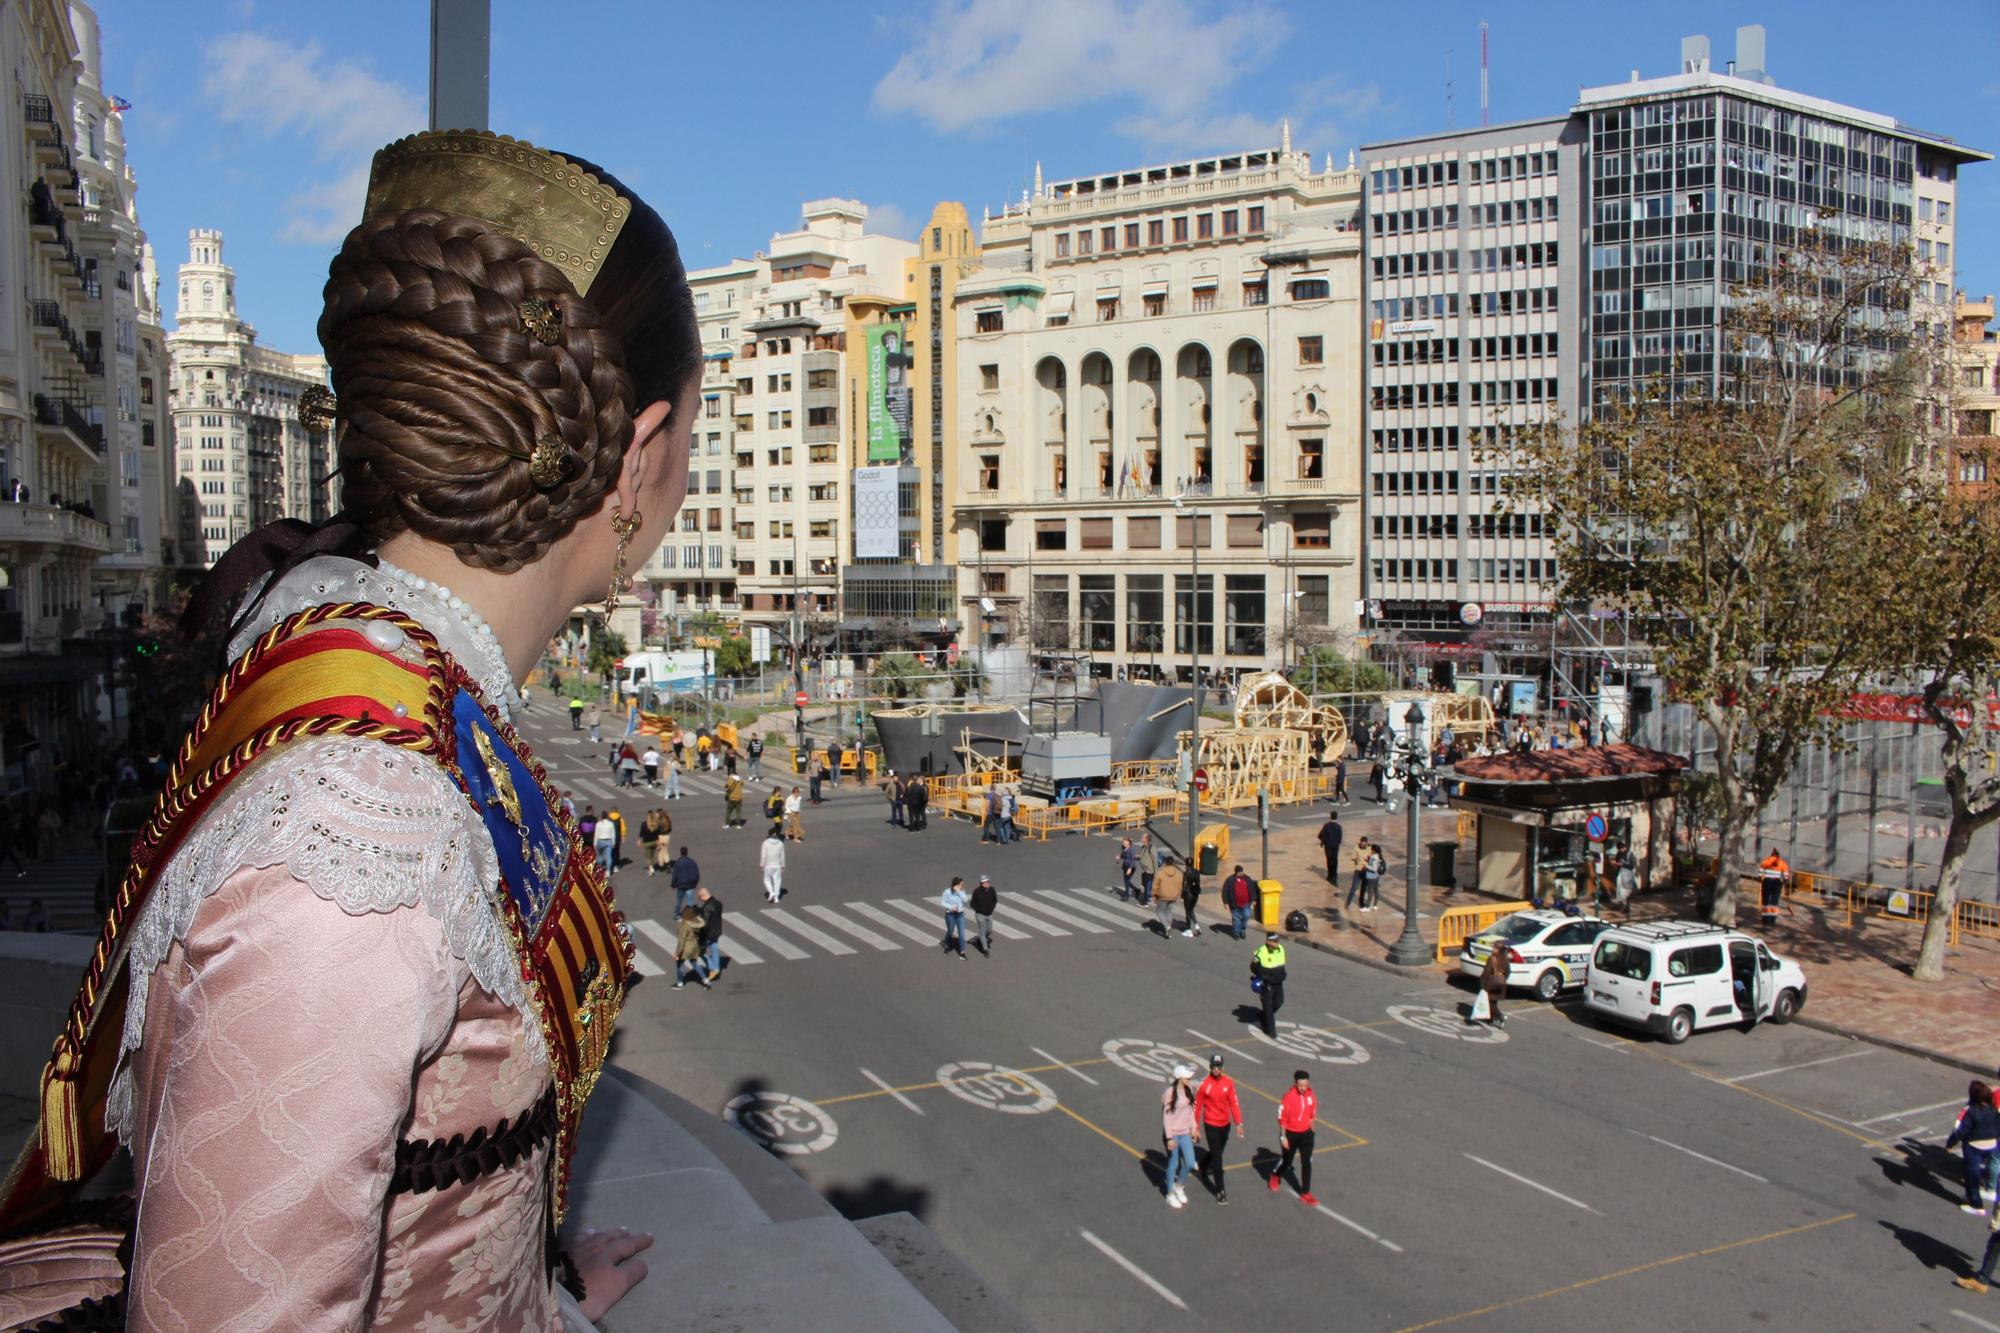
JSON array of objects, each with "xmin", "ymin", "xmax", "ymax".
[
  {"xmin": 364, "ymin": 621, "xmax": 407, "ymax": 651},
  {"xmin": 392, "ymin": 702, "xmax": 409, "ymax": 718}
]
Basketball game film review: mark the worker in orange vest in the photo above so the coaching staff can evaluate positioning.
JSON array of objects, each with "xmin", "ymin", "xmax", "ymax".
[{"xmin": 1758, "ymin": 848, "xmax": 1790, "ymax": 925}]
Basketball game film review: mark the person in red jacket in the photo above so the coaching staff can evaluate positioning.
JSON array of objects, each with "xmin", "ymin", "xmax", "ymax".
[
  {"xmin": 1195, "ymin": 1052, "xmax": 1246, "ymax": 1204},
  {"xmin": 1271, "ymin": 1069, "xmax": 1320, "ymax": 1206},
  {"xmin": 1223, "ymin": 864, "xmax": 1257, "ymax": 939}
]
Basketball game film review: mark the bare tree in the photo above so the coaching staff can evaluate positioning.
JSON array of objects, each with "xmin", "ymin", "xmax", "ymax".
[{"xmin": 1511, "ymin": 236, "xmax": 1929, "ymax": 923}]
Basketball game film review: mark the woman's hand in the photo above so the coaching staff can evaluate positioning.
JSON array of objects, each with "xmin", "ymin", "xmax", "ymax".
[{"xmin": 571, "ymin": 1226, "xmax": 655, "ymax": 1320}]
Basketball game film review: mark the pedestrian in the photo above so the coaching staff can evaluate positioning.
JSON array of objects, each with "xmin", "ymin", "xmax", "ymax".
[
  {"xmin": 586, "ymin": 702, "xmax": 603, "ymax": 743},
  {"xmin": 664, "ymin": 750, "xmax": 683, "ymax": 799},
  {"xmin": 723, "ymin": 772, "xmax": 745, "ymax": 828},
  {"xmin": 746, "ymin": 733, "xmax": 764, "ymax": 781},
  {"xmin": 568, "ymin": 695, "xmax": 584, "ymax": 731},
  {"xmin": 980, "ymin": 786, "xmax": 1001, "ymax": 843},
  {"xmin": 1345, "ymin": 837, "xmax": 1371, "ymax": 913},
  {"xmin": 1137, "ymin": 831, "xmax": 1157, "ymax": 905},
  {"xmin": 1368, "ymin": 758, "xmax": 1385, "ymax": 804},
  {"xmin": 1000, "ymin": 786, "xmax": 1018, "ymax": 843},
  {"xmin": 669, "ymin": 847, "xmax": 700, "ymax": 915},
  {"xmin": 940, "ymin": 875, "xmax": 968, "ymax": 959},
  {"xmin": 638, "ymin": 808, "xmax": 666, "ymax": 875},
  {"xmin": 1362, "ymin": 843, "xmax": 1385, "ymax": 911},
  {"xmin": 642, "ymin": 744, "xmax": 661, "ymax": 787},
  {"xmin": 886, "ymin": 772, "xmax": 905, "ymax": 828},
  {"xmin": 1758, "ymin": 847, "xmax": 1789, "ymax": 926},
  {"xmin": 969, "ymin": 873, "xmax": 998, "ymax": 956},
  {"xmin": 1223, "ymin": 864, "xmax": 1257, "ymax": 939},
  {"xmin": 1116, "ymin": 838, "xmax": 1139, "ymax": 901},
  {"xmin": 809, "ymin": 752, "xmax": 825, "ymax": 805},
  {"xmin": 785, "ymin": 786, "xmax": 806, "ymax": 841},
  {"xmin": 592, "ymin": 807, "xmax": 617, "ymax": 875},
  {"xmin": 605, "ymin": 806, "xmax": 626, "ymax": 867},
  {"xmin": 696, "ymin": 887, "xmax": 725, "ymax": 982},
  {"xmin": 1252, "ymin": 932, "xmax": 1287, "ymax": 1036},
  {"xmin": 23, "ymin": 898, "xmax": 49, "ymax": 931},
  {"xmin": 1152, "ymin": 855, "xmax": 1184, "ymax": 938},
  {"xmin": 759, "ymin": 827, "xmax": 787, "ymax": 903},
  {"xmin": 828, "ymin": 740, "xmax": 844, "ymax": 787},
  {"xmin": 578, "ymin": 804, "xmax": 598, "ymax": 847},
  {"xmin": 1194, "ymin": 1053, "xmax": 1244, "ymax": 1204},
  {"xmin": 1180, "ymin": 859, "xmax": 1203, "ymax": 937},
  {"xmin": 1946, "ymin": 1081, "xmax": 2000, "ymax": 1214},
  {"xmin": 0, "ymin": 811, "xmax": 25, "ymax": 877},
  {"xmin": 672, "ymin": 727, "xmax": 687, "ymax": 768},
  {"xmin": 904, "ymin": 776, "xmax": 927, "ymax": 832},
  {"xmin": 1333, "ymin": 755, "xmax": 1349, "ymax": 804},
  {"xmin": 723, "ymin": 745, "xmax": 738, "ymax": 778},
  {"xmin": 1317, "ymin": 810, "xmax": 1343, "ymax": 884},
  {"xmin": 673, "ymin": 905, "xmax": 711, "ymax": 990},
  {"xmin": 616, "ymin": 742, "xmax": 640, "ymax": 789},
  {"xmin": 1160, "ymin": 1065, "xmax": 1200, "ymax": 1209},
  {"xmin": 1614, "ymin": 847, "xmax": 1637, "ymax": 912},
  {"xmin": 558, "ymin": 790, "xmax": 576, "ymax": 822},
  {"xmin": 1271, "ymin": 1069, "xmax": 1319, "ymax": 1206},
  {"xmin": 763, "ymin": 785, "xmax": 785, "ymax": 832},
  {"xmin": 1473, "ymin": 937, "xmax": 1510, "ymax": 1027},
  {"xmin": 1955, "ymin": 1202, "xmax": 2000, "ymax": 1295}
]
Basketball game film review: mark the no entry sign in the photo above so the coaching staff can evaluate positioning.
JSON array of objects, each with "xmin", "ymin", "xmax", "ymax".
[
  {"xmin": 794, "ymin": 690, "xmax": 809, "ymax": 708},
  {"xmin": 1193, "ymin": 768, "xmax": 1210, "ymax": 793}
]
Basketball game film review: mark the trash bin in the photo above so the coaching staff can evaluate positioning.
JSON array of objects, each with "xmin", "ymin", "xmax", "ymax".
[
  {"xmin": 1258, "ymin": 879, "xmax": 1283, "ymax": 928},
  {"xmin": 1428, "ymin": 840, "xmax": 1457, "ymax": 888},
  {"xmin": 1194, "ymin": 824, "xmax": 1230, "ymax": 875}
]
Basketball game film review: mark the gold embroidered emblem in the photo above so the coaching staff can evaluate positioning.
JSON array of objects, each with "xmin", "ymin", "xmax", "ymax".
[{"xmin": 573, "ymin": 960, "xmax": 620, "ymax": 1104}]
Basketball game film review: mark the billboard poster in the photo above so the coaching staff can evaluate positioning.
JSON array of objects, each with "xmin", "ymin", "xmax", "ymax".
[
  {"xmin": 866, "ymin": 322, "xmax": 911, "ymax": 463},
  {"xmin": 854, "ymin": 465, "xmax": 899, "ymax": 558}
]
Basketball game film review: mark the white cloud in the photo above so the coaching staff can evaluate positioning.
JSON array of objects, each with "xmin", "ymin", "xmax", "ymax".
[
  {"xmin": 874, "ymin": 0, "xmax": 1285, "ymax": 135},
  {"xmin": 201, "ymin": 32, "xmax": 422, "ymax": 244},
  {"xmin": 866, "ymin": 201, "xmax": 915, "ymax": 238}
]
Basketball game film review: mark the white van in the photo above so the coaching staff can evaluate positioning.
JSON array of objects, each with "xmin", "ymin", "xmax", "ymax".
[{"xmin": 1583, "ymin": 921, "xmax": 1807, "ymax": 1044}]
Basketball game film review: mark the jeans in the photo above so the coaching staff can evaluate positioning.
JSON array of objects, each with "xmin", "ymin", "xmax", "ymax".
[
  {"xmin": 973, "ymin": 913, "xmax": 993, "ymax": 953},
  {"xmin": 1963, "ymin": 1144, "xmax": 1998, "ymax": 1207},
  {"xmin": 747, "ymin": 756, "xmax": 762, "ymax": 781},
  {"xmin": 595, "ymin": 844, "xmax": 614, "ymax": 874},
  {"xmin": 1230, "ymin": 904, "xmax": 1251, "ymax": 938},
  {"xmin": 1164, "ymin": 1133, "xmax": 1198, "ymax": 1195},
  {"xmin": 810, "ymin": 774, "xmax": 822, "ymax": 802},
  {"xmin": 1346, "ymin": 871, "xmax": 1367, "ymax": 908},
  {"xmin": 590, "ymin": 725, "xmax": 602, "ymax": 743},
  {"xmin": 703, "ymin": 941, "xmax": 720, "ymax": 979},
  {"xmin": 1002, "ymin": 817, "xmax": 1016, "ymax": 843},
  {"xmin": 1155, "ymin": 899, "xmax": 1177, "ymax": 935},
  {"xmin": 674, "ymin": 886, "xmax": 696, "ymax": 915},
  {"xmin": 1362, "ymin": 875, "xmax": 1380, "ymax": 908},
  {"xmin": 666, "ymin": 769, "xmax": 682, "ymax": 798},
  {"xmin": 1201, "ymin": 1122, "xmax": 1232, "ymax": 1194},
  {"xmin": 1120, "ymin": 866, "xmax": 1137, "ymax": 898},
  {"xmin": 982, "ymin": 815, "xmax": 999, "ymax": 841},
  {"xmin": 1979, "ymin": 1225, "xmax": 2000, "ymax": 1283},
  {"xmin": 1139, "ymin": 872, "xmax": 1154, "ymax": 906},
  {"xmin": 944, "ymin": 910, "xmax": 965, "ymax": 955},
  {"xmin": 1278, "ymin": 1128, "xmax": 1316, "ymax": 1194}
]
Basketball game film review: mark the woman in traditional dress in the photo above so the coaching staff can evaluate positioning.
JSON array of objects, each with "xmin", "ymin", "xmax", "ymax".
[{"xmin": 0, "ymin": 129, "xmax": 698, "ymax": 1330}]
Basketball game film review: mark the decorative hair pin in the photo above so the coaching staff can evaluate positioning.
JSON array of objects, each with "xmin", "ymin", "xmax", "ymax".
[
  {"xmin": 519, "ymin": 297, "xmax": 562, "ymax": 346},
  {"xmin": 298, "ymin": 384, "xmax": 338, "ymax": 431},
  {"xmin": 528, "ymin": 432, "xmax": 570, "ymax": 488}
]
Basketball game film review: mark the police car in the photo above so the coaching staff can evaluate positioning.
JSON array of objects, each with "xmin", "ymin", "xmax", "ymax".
[{"xmin": 1459, "ymin": 910, "xmax": 1614, "ymax": 1002}]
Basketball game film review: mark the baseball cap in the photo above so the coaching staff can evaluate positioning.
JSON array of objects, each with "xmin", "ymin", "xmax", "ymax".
[
  {"xmin": 1209, "ymin": 1053, "xmax": 1225, "ymax": 1067},
  {"xmin": 978, "ymin": 874, "xmax": 991, "ymax": 884},
  {"xmin": 1171, "ymin": 1064, "xmax": 1195, "ymax": 1080}
]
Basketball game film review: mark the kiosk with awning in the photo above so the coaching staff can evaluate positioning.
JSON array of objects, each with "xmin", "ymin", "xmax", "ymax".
[{"xmin": 1446, "ymin": 744, "xmax": 1687, "ymax": 905}]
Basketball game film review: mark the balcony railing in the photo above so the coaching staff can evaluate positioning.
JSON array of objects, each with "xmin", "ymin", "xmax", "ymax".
[
  {"xmin": 32, "ymin": 394, "xmax": 106, "ymax": 453},
  {"xmin": 21, "ymin": 93, "xmax": 52, "ymax": 125},
  {"xmin": 0, "ymin": 501, "xmax": 111, "ymax": 551}
]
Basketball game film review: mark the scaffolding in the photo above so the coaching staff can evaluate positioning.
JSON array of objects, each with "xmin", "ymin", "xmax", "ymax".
[
  {"xmin": 1232, "ymin": 670, "xmax": 1350, "ymax": 756},
  {"xmin": 1171, "ymin": 725, "xmax": 1313, "ymax": 809}
]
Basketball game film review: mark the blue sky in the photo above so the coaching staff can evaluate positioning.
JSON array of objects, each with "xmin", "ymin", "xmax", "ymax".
[{"xmin": 102, "ymin": 0, "xmax": 1996, "ymax": 356}]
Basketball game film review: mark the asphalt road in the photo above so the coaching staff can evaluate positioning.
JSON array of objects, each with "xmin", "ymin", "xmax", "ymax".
[{"xmin": 520, "ymin": 699, "xmax": 1997, "ymax": 1332}]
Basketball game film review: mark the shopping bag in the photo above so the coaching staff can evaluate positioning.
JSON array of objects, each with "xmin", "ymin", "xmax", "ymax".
[{"xmin": 1469, "ymin": 990, "xmax": 1491, "ymax": 1022}]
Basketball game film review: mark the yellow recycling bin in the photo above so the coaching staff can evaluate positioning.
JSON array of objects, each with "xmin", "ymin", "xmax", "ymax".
[{"xmin": 1258, "ymin": 879, "xmax": 1283, "ymax": 929}]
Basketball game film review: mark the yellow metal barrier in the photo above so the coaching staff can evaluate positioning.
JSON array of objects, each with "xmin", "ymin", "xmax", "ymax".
[
  {"xmin": 1770, "ymin": 869, "xmax": 2000, "ymax": 946},
  {"xmin": 1433, "ymin": 900, "xmax": 1533, "ymax": 964}
]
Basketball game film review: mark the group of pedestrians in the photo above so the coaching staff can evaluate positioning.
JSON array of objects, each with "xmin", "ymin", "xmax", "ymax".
[
  {"xmin": 938, "ymin": 873, "xmax": 1001, "ymax": 958},
  {"xmin": 885, "ymin": 772, "xmax": 932, "ymax": 831},
  {"xmin": 1157, "ymin": 1055, "xmax": 1322, "ymax": 1210},
  {"xmin": 1951, "ymin": 1073, "xmax": 2000, "ymax": 1295}
]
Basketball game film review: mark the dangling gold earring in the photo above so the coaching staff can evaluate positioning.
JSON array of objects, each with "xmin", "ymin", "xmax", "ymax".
[{"xmin": 607, "ymin": 506, "xmax": 642, "ymax": 610}]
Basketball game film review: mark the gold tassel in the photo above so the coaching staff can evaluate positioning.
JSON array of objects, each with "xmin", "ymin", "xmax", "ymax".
[{"xmin": 40, "ymin": 1042, "xmax": 84, "ymax": 1180}]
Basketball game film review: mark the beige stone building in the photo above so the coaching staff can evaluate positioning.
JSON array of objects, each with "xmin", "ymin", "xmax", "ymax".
[
  {"xmin": 950, "ymin": 140, "xmax": 1366, "ymax": 680},
  {"xmin": 1951, "ymin": 292, "xmax": 1998, "ymax": 500},
  {"xmin": 166, "ymin": 229, "xmax": 332, "ymax": 567}
]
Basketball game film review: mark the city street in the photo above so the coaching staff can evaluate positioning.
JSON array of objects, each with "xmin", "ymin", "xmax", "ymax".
[{"xmin": 524, "ymin": 700, "xmax": 1993, "ymax": 1331}]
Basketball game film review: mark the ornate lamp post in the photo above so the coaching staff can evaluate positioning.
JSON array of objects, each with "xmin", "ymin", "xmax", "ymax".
[{"xmin": 1385, "ymin": 700, "xmax": 1433, "ymax": 966}]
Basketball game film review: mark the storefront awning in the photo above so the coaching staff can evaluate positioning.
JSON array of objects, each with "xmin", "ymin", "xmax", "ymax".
[{"xmin": 1045, "ymin": 292, "xmax": 1075, "ymax": 317}]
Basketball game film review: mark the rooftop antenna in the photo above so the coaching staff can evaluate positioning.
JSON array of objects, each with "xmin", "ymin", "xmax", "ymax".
[{"xmin": 1479, "ymin": 21, "xmax": 1490, "ymax": 126}]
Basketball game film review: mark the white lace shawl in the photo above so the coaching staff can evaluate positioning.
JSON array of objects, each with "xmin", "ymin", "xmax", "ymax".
[{"xmin": 107, "ymin": 562, "xmax": 545, "ymax": 1139}]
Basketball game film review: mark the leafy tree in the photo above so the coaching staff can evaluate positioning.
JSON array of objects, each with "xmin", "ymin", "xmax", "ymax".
[
  {"xmin": 868, "ymin": 652, "xmax": 923, "ymax": 699},
  {"xmin": 714, "ymin": 635, "xmax": 752, "ymax": 677},
  {"xmin": 1295, "ymin": 646, "xmax": 1391, "ymax": 696},
  {"xmin": 947, "ymin": 658, "xmax": 987, "ymax": 698},
  {"xmin": 586, "ymin": 627, "xmax": 628, "ymax": 683},
  {"xmin": 1510, "ymin": 236, "xmax": 1925, "ymax": 922}
]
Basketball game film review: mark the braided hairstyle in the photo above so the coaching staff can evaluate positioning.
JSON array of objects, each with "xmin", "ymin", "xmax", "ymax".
[{"xmin": 318, "ymin": 157, "xmax": 698, "ymax": 571}]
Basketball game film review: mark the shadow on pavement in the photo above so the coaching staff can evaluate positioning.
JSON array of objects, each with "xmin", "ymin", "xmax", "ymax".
[
  {"xmin": 825, "ymin": 1175, "xmax": 932, "ymax": 1223},
  {"xmin": 1875, "ymin": 1140, "xmax": 1967, "ymax": 1206},
  {"xmin": 1878, "ymin": 1217, "xmax": 1973, "ymax": 1273}
]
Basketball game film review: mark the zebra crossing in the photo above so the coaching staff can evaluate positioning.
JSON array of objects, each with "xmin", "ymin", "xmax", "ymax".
[
  {"xmin": 623, "ymin": 885, "xmax": 1154, "ymax": 975},
  {"xmin": 1, "ymin": 851, "xmax": 105, "ymax": 932},
  {"xmin": 548, "ymin": 766, "xmax": 795, "ymax": 809}
]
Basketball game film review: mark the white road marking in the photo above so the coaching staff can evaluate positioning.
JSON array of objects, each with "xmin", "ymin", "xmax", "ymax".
[
  {"xmin": 993, "ymin": 898, "xmax": 1075, "ymax": 936},
  {"xmin": 1723, "ymin": 1049, "xmax": 1872, "ymax": 1083},
  {"xmin": 978, "ymin": 913, "xmax": 1035, "ymax": 940},
  {"xmin": 1462, "ymin": 1153, "xmax": 1598, "ymax": 1213},
  {"xmin": 1031, "ymin": 1046, "xmax": 1100, "ymax": 1085},
  {"xmin": 877, "ymin": 897, "xmax": 960, "ymax": 943},
  {"xmin": 1042, "ymin": 888, "xmax": 1147, "ymax": 930},
  {"xmin": 1078, "ymin": 1229, "xmax": 1187, "ymax": 1310},
  {"xmin": 1188, "ymin": 1027, "xmax": 1261, "ymax": 1062},
  {"xmin": 1636, "ymin": 1132, "xmax": 1769, "ymax": 1183},
  {"xmin": 804, "ymin": 905, "xmax": 899, "ymax": 951},
  {"xmin": 1954, "ymin": 1310, "xmax": 2000, "ymax": 1332},
  {"xmin": 629, "ymin": 948, "xmax": 664, "ymax": 977},
  {"xmin": 1010, "ymin": 891, "xmax": 1113, "ymax": 933},
  {"xmin": 847, "ymin": 902, "xmax": 942, "ymax": 946},
  {"xmin": 860, "ymin": 1067, "xmax": 924, "ymax": 1115},
  {"xmin": 722, "ymin": 913, "xmax": 813, "ymax": 961},
  {"xmin": 1857, "ymin": 1097, "xmax": 1966, "ymax": 1126},
  {"xmin": 763, "ymin": 908, "xmax": 857, "ymax": 954},
  {"xmin": 1328, "ymin": 1012, "xmax": 1406, "ymax": 1045},
  {"xmin": 1314, "ymin": 1204, "xmax": 1405, "ymax": 1252}
]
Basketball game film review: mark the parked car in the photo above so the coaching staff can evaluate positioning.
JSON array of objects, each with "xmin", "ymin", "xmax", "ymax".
[
  {"xmin": 1583, "ymin": 920, "xmax": 1807, "ymax": 1044},
  {"xmin": 1459, "ymin": 910, "xmax": 1614, "ymax": 1001}
]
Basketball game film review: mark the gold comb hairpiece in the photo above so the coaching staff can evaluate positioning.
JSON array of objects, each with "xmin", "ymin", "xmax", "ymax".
[{"xmin": 364, "ymin": 131, "xmax": 631, "ymax": 296}]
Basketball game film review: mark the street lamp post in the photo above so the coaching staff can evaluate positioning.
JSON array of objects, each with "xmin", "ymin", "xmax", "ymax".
[
  {"xmin": 1385, "ymin": 701, "xmax": 1432, "ymax": 966},
  {"xmin": 1174, "ymin": 493, "xmax": 1204, "ymax": 868}
]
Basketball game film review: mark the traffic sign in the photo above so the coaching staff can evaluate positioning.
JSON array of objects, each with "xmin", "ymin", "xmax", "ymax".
[
  {"xmin": 1193, "ymin": 768, "xmax": 1210, "ymax": 794},
  {"xmin": 947, "ymin": 641, "xmax": 960, "ymax": 665},
  {"xmin": 1583, "ymin": 812, "xmax": 1608, "ymax": 842},
  {"xmin": 794, "ymin": 690, "xmax": 809, "ymax": 708}
]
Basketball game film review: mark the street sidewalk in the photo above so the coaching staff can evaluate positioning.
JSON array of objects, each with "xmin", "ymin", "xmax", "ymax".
[{"xmin": 1194, "ymin": 798, "xmax": 1998, "ymax": 1074}]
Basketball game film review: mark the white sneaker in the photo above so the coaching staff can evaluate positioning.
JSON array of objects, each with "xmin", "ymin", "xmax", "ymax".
[
  {"xmin": 1174, "ymin": 1185, "xmax": 1188, "ymax": 1205},
  {"xmin": 1167, "ymin": 1191, "xmax": 1183, "ymax": 1209},
  {"xmin": 1965, "ymin": 1203, "xmax": 1989, "ymax": 1215}
]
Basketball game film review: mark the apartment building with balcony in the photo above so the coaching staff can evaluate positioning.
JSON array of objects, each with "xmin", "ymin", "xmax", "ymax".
[
  {"xmin": 1951, "ymin": 292, "xmax": 1998, "ymax": 500},
  {"xmin": 950, "ymin": 138, "xmax": 1365, "ymax": 679},
  {"xmin": 166, "ymin": 229, "xmax": 332, "ymax": 567}
]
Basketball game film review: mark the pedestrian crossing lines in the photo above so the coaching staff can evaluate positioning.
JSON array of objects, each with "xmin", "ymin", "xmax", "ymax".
[
  {"xmin": 622, "ymin": 886, "xmax": 1154, "ymax": 975},
  {"xmin": 3, "ymin": 851, "xmax": 105, "ymax": 932}
]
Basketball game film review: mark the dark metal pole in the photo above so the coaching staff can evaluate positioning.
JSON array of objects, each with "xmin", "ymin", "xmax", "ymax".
[
  {"xmin": 428, "ymin": 0, "xmax": 490, "ymax": 130},
  {"xmin": 1186, "ymin": 505, "xmax": 1203, "ymax": 869},
  {"xmin": 1386, "ymin": 703, "xmax": 1431, "ymax": 966}
]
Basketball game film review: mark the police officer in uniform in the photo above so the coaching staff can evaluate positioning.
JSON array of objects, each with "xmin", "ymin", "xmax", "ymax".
[{"xmin": 1252, "ymin": 932, "xmax": 1288, "ymax": 1037}]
